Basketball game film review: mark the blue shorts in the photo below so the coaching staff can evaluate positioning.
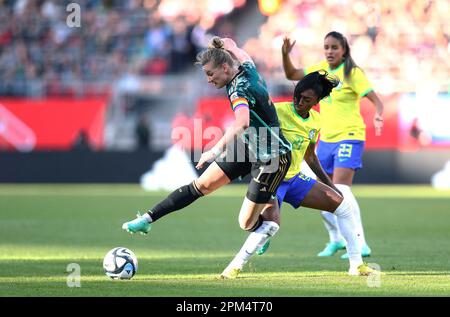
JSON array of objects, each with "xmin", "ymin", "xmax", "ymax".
[
  {"xmin": 276, "ymin": 172, "xmax": 316, "ymax": 209},
  {"xmin": 316, "ymin": 140, "xmax": 365, "ymax": 174}
]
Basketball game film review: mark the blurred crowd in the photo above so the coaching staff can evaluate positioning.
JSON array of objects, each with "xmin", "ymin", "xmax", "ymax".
[
  {"xmin": 0, "ymin": 0, "xmax": 448, "ymax": 97},
  {"xmin": 0, "ymin": 0, "xmax": 244, "ymax": 97},
  {"xmin": 244, "ymin": 0, "xmax": 450, "ymax": 94}
]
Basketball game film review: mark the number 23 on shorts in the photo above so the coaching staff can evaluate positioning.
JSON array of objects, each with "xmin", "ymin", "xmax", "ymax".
[{"xmin": 338, "ymin": 144, "xmax": 353, "ymax": 158}]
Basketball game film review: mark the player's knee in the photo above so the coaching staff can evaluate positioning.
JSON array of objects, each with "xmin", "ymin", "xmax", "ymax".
[
  {"xmin": 239, "ymin": 215, "xmax": 262, "ymax": 232},
  {"xmin": 325, "ymin": 189, "xmax": 343, "ymax": 212},
  {"xmin": 238, "ymin": 218, "xmax": 252, "ymax": 231},
  {"xmin": 333, "ymin": 195, "xmax": 344, "ymax": 209},
  {"xmin": 194, "ymin": 179, "xmax": 212, "ymax": 196}
]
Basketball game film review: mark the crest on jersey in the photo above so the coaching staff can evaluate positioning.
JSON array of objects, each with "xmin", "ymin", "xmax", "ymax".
[
  {"xmin": 230, "ymin": 92, "xmax": 239, "ymax": 101},
  {"xmin": 309, "ymin": 129, "xmax": 317, "ymax": 140}
]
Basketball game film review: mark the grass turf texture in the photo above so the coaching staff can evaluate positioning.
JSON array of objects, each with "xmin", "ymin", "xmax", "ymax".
[{"xmin": 1, "ymin": 184, "xmax": 450, "ymax": 296}]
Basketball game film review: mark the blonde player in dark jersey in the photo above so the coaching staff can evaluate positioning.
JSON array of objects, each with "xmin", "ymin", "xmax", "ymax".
[{"xmin": 122, "ymin": 37, "xmax": 291, "ymax": 266}]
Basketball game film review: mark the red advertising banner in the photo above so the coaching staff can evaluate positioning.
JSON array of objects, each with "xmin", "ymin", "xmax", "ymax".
[
  {"xmin": 0, "ymin": 98, "xmax": 107, "ymax": 151},
  {"xmin": 173, "ymin": 95, "xmax": 399, "ymax": 150}
]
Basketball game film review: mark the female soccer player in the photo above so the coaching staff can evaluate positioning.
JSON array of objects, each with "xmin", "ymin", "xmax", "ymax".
[
  {"xmin": 221, "ymin": 71, "xmax": 376, "ymax": 278},
  {"xmin": 281, "ymin": 31, "xmax": 384, "ymax": 259},
  {"xmin": 122, "ymin": 37, "xmax": 291, "ymax": 246}
]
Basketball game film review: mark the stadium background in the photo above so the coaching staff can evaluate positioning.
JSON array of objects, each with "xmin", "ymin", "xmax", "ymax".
[
  {"xmin": 1, "ymin": 0, "xmax": 450, "ymax": 297},
  {"xmin": 0, "ymin": 0, "xmax": 449, "ymax": 184}
]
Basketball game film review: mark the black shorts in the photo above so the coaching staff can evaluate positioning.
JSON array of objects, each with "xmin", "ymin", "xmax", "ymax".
[{"xmin": 216, "ymin": 146, "xmax": 291, "ymax": 204}]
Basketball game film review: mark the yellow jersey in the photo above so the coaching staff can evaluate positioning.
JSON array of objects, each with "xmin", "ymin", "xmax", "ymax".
[
  {"xmin": 275, "ymin": 102, "xmax": 321, "ymax": 180},
  {"xmin": 304, "ymin": 61, "xmax": 373, "ymax": 142}
]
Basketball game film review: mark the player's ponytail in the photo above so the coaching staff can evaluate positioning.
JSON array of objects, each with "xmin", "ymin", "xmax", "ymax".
[
  {"xmin": 293, "ymin": 70, "xmax": 339, "ymax": 104},
  {"xmin": 195, "ymin": 36, "xmax": 234, "ymax": 68},
  {"xmin": 209, "ymin": 36, "xmax": 224, "ymax": 49},
  {"xmin": 325, "ymin": 31, "xmax": 357, "ymax": 81}
]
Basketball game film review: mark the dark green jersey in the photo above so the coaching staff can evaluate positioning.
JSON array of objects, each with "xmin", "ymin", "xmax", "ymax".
[{"xmin": 226, "ymin": 62, "xmax": 291, "ymax": 161}]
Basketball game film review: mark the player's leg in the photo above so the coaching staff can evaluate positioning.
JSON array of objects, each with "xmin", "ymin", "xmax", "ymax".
[
  {"xmin": 301, "ymin": 181, "xmax": 368, "ymax": 275},
  {"xmin": 250, "ymin": 176, "xmax": 293, "ymax": 258},
  {"xmin": 122, "ymin": 162, "xmax": 231, "ymax": 234},
  {"xmin": 220, "ymin": 200, "xmax": 281, "ymax": 279},
  {"xmin": 253, "ymin": 153, "xmax": 292, "ymax": 255},
  {"xmin": 237, "ymin": 152, "xmax": 291, "ymax": 231},
  {"xmin": 316, "ymin": 141, "xmax": 345, "ymax": 256},
  {"xmin": 318, "ymin": 210, "xmax": 346, "ymax": 256},
  {"xmin": 255, "ymin": 172, "xmax": 315, "ymax": 256},
  {"xmin": 334, "ymin": 175, "xmax": 371, "ymax": 259},
  {"xmin": 332, "ymin": 140, "xmax": 371, "ymax": 259},
  {"xmin": 221, "ymin": 153, "xmax": 291, "ymax": 279}
]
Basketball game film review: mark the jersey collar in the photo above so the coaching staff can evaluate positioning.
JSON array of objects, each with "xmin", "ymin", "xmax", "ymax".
[
  {"xmin": 226, "ymin": 66, "xmax": 244, "ymax": 87},
  {"xmin": 328, "ymin": 62, "xmax": 344, "ymax": 73},
  {"xmin": 291, "ymin": 103, "xmax": 311, "ymax": 122}
]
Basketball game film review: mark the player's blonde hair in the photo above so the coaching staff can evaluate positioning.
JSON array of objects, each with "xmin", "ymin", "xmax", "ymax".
[{"xmin": 195, "ymin": 36, "xmax": 235, "ymax": 68}]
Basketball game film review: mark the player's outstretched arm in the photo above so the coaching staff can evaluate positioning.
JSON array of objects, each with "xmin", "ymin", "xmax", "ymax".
[
  {"xmin": 282, "ymin": 36, "xmax": 305, "ymax": 81},
  {"xmin": 221, "ymin": 38, "xmax": 254, "ymax": 64},
  {"xmin": 365, "ymin": 91, "xmax": 384, "ymax": 136},
  {"xmin": 196, "ymin": 106, "xmax": 249, "ymax": 169}
]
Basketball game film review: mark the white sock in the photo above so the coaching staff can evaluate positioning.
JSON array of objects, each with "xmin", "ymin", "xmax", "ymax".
[
  {"xmin": 142, "ymin": 213, "xmax": 152, "ymax": 223},
  {"xmin": 320, "ymin": 211, "xmax": 344, "ymax": 243},
  {"xmin": 336, "ymin": 184, "xmax": 367, "ymax": 247},
  {"xmin": 228, "ymin": 221, "xmax": 279, "ymax": 269},
  {"xmin": 334, "ymin": 199, "xmax": 363, "ymax": 269}
]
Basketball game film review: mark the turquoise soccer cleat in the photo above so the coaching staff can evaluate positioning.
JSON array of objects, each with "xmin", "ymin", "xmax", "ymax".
[
  {"xmin": 256, "ymin": 240, "xmax": 271, "ymax": 255},
  {"xmin": 317, "ymin": 240, "xmax": 346, "ymax": 257},
  {"xmin": 122, "ymin": 212, "xmax": 151, "ymax": 235},
  {"xmin": 341, "ymin": 244, "xmax": 371, "ymax": 260}
]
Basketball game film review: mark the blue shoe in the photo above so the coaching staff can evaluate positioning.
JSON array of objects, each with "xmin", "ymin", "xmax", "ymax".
[
  {"xmin": 317, "ymin": 240, "xmax": 346, "ymax": 257},
  {"xmin": 122, "ymin": 212, "xmax": 151, "ymax": 235},
  {"xmin": 341, "ymin": 244, "xmax": 372, "ymax": 260},
  {"xmin": 256, "ymin": 240, "xmax": 270, "ymax": 255}
]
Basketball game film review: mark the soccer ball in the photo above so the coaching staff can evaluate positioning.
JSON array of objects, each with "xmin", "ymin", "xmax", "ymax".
[{"xmin": 103, "ymin": 247, "xmax": 138, "ymax": 280}]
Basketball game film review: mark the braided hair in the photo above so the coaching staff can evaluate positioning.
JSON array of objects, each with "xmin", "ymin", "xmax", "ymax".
[{"xmin": 293, "ymin": 70, "xmax": 339, "ymax": 105}]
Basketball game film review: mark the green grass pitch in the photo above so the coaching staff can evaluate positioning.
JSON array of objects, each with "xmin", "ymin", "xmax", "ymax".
[{"xmin": 1, "ymin": 184, "xmax": 450, "ymax": 297}]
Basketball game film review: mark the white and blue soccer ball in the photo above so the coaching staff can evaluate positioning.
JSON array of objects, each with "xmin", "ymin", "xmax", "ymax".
[{"xmin": 103, "ymin": 247, "xmax": 138, "ymax": 280}]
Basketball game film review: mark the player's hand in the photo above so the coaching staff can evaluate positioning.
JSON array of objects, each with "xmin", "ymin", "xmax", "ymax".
[
  {"xmin": 221, "ymin": 38, "xmax": 237, "ymax": 50},
  {"xmin": 282, "ymin": 37, "xmax": 296, "ymax": 55},
  {"xmin": 196, "ymin": 150, "xmax": 217, "ymax": 169},
  {"xmin": 373, "ymin": 113, "xmax": 383, "ymax": 136}
]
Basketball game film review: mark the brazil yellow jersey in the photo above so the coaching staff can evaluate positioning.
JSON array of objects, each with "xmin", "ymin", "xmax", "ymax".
[
  {"xmin": 304, "ymin": 61, "xmax": 373, "ymax": 142},
  {"xmin": 275, "ymin": 102, "xmax": 321, "ymax": 180}
]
